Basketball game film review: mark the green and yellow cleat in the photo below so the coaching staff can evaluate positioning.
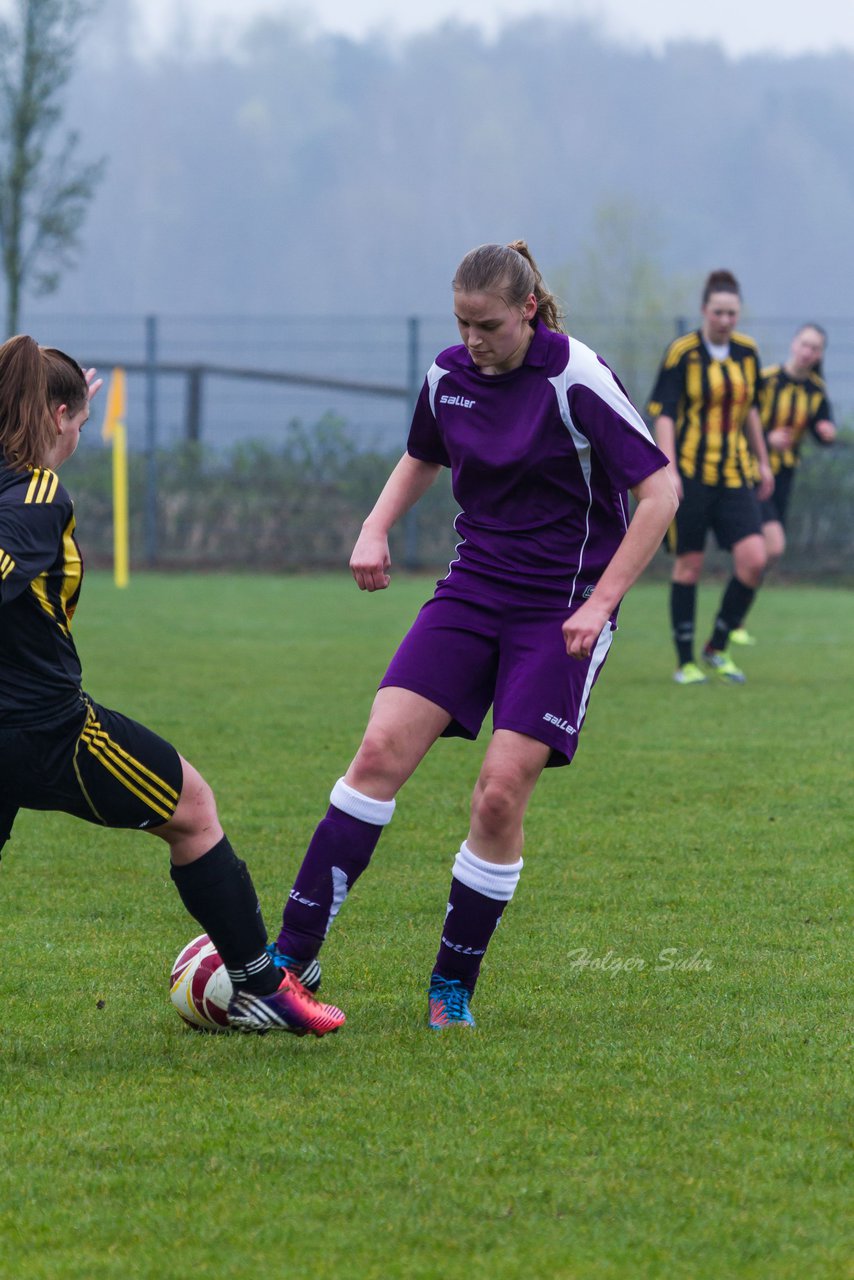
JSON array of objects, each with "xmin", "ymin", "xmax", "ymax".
[
  {"xmin": 702, "ymin": 647, "xmax": 746, "ymax": 684},
  {"xmin": 673, "ymin": 661, "xmax": 708, "ymax": 685},
  {"xmin": 728, "ymin": 628, "xmax": 756, "ymax": 646}
]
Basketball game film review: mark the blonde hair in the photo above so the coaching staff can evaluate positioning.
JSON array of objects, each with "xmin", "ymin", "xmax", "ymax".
[
  {"xmin": 453, "ymin": 240, "xmax": 565, "ymax": 333},
  {"xmin": 0, "ymin": 335, "xmax": 87, "ymax": 469}
]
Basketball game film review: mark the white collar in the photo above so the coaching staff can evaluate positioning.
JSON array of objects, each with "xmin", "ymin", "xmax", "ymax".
[{"xmin": 704, "ymin": 338, "xmax": 730, "ymax": 361}]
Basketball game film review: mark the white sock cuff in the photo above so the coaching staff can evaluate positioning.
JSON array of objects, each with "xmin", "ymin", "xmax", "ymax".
[
  {"xmin": 452, "ymin": 840, "xmax": 523, "ymax": 901},
  {"xmin": 330, "ymin": 777, "xmax": 396, "ymax": 826}
]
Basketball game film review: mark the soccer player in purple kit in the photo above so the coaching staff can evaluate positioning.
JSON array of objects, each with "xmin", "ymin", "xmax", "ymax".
[{"xmin": 271, "ymin": 241, "xmax": 678, "ymax": 1028}]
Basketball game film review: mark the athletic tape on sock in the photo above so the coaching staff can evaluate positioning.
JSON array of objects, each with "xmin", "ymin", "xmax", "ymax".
[
  {"xmin": 330, "ymin": 777, "xmax": 396, "ymax": 826},
  {"xmin": 452, "ymin": 840, "xmax": 523, "ymax": 901}
]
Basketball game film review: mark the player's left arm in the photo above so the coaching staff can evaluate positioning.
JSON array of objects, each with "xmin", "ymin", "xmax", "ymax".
[
  {"xmin": 806, "ymin": 383, "xmax": 836, "ymax": 445},
  {"xmin": 744, "ymin": 405, "xmax": 774, "ymax": 500},
  {"xmin": 0, "ymin": 500, "xmax": 67, "ymax": 606},
  {"xmin": 562, "ymin": 466, "xmax": 679, "ymax": 659},
  {"xmin": 812, "ymin": 416, "xmax": 836, "ymax": 444}
]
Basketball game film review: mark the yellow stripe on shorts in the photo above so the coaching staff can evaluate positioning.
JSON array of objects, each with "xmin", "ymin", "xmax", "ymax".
[{"xmin": 80, "ymin": 720, "xmax": 179, "ymax": 820}]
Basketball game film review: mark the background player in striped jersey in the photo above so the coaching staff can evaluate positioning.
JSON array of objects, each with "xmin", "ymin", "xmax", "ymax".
[
  {"xmin": 648, "ymin": 269, "xmax": 774, "ymax": 685},
  {"xmin": 271, "ymin": 241, "xmax": 678, "ymax": 1030},
  {"xmin": 729, "ymin": 324, "xmax": 836, "ymax": 645},
  {"xmin": 0, "ymin": 335, "xmax": 343, "ymax": 1038}
]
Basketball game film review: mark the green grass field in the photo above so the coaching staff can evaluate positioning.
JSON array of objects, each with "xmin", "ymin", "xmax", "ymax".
[{"xmin": 0, "ymin": 573, "xmax": 850, "ymax": 1280}]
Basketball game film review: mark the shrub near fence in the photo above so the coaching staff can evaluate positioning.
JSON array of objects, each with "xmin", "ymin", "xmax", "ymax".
[
  {"xmin": 69, "ymin": 416, "xmax": 854, "ymax": 579},
  {"xmin": 782, "ymin": 436, "xmax": 854, "ymax": 571},
  {"xmin": 71, "ymin": 416, "xmax": 459, "ymax": 572}
]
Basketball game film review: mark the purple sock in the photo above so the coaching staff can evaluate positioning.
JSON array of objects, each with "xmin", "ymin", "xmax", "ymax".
[
  {"xmin": 277, "ymin": 779, "xmax": 395, "ymax": 962},
  {"xmin": 433, "ymin": 842, "xmax": 523, "ymax": 994}
]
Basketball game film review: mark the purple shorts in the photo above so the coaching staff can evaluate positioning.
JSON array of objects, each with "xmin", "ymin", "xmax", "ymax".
[{"xmin": 379, "ymin": 590, "xmax": 614, "ymax": 767}]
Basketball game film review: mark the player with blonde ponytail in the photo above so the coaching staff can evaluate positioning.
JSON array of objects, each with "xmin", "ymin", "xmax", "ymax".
[
  {"xmin": 272, "ymin": 241, "xmax": 678, "ymax": 1030},
  {"xmin": 453, "ymin": 240, "xmax": 566, "ymax": 334}
]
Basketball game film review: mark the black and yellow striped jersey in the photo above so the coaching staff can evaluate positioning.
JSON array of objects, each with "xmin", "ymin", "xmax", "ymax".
[
  {"xmin": 760, "ymin": 365, "xmax": 833, "ymax": 475},
  {"xmin": 647, "ymin": 330, "xmax": 762, "ymax": 488},
  {"xmin": 0, "ymin": 455, "xmax": 83, "ymax": 724}
]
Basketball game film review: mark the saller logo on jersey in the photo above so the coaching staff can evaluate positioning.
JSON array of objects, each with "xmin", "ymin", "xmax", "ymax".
[
  {"xmin": 543, "ymin": 713, "xmax": 577, "ymax": 736},
  {"xmin": 439, "ymin": 394, "xmax": 476, "ymax": 408}
]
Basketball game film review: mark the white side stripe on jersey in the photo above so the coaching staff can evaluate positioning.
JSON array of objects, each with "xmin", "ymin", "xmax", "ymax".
[
  {"xmin": 550, "ymin": 335, "xmax": 653, "ymax": 607},
  {"xmin": 427, "ymin": 361, "xmax": 452, "ymax": 416},
  {"xmin": 560, "ymin": 338, "xmax": 655, "ymax": 441},
  {"xmin": 440, "ymin": 510, "xmax": 467, "ymax": 582},
  {"xmin": 549, "ymin": 369, "xmax": 593, "ymax": 611}
]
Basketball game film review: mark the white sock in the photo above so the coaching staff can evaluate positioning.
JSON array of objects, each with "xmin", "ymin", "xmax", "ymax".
[
  {"xmin": 451, "ymin": 840, "xmax": 523, "ymax": 901},
  {"xmin": 330, "ymin": 776, "xmax": 396, "ymax": 826}
]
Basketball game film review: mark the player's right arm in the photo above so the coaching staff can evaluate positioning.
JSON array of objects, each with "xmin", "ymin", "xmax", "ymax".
[
  {"xmin": 647, "ymin": 342, "xmax": 686, "ymax": 501},
  {"xmin": 744, "ymin": 405, "xmax": 774, "ymax": 500},
  {"xmin": 350, "ymin": 452, "xmax": 441, "ymax": 592},
  {"xmin": 652, "ymin": 414, "xmax": 683, "ymax": 501}
]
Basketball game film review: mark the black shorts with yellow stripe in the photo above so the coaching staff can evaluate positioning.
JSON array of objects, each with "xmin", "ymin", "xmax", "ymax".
[
  {"xmin": 666, "ymin": 476, "xmax": 762, "ymax": 555},
  {"xmin": 759, "ymin": 467, "xmax": 794, "ymax": 528},
  {"xmin": 0, "ymin": 693, "xmax": 182, "ymax": 853}
]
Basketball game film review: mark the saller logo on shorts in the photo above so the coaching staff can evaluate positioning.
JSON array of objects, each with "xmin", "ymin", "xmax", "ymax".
[
  {"xmin": 543, "ymin": 713, "xmax": 577, "ymax": 736},
  {"xmin": 440, "ymin": 394, "xmax": 476, "ymax": 408}
]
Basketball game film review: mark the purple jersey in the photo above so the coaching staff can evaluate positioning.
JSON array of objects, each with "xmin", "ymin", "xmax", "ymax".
[{"xmin": 407, "ymin": 321, "xmax": 668, "ymax": 609}]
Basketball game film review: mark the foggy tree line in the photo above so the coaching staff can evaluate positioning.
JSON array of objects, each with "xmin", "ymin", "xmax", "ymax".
[{"xmin": 18, "ymin": 6, "xmax": 854, "ymax": 323}]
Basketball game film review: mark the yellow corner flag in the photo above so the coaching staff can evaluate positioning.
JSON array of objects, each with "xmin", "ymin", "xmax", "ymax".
[{"xmin": 102, "ymin": 368, "xmax": 129, "ymax": 588}]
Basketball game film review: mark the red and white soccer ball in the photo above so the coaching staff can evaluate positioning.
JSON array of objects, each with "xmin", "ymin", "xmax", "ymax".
[{"xmin": 170, "ymin": 933, "xmax": 233, "ymax": 1031}]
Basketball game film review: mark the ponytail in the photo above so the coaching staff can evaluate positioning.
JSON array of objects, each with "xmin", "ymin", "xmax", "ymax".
[
  {"xmin": 453, "ymin": 240, "xmax": 565, "ymax": 333},
  {"xmin": 0, "ymin": 336, "xmax": 87, "ymax": 470},
  {"xmin": 506, "ymin": 239, "xmax": 565, "ymax": 333},
  {"xmin": 0, "ymin": 335, "xmax": 55, "ymax": 469}
]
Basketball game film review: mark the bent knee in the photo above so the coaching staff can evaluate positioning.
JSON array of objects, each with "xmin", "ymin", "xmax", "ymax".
[
  {"xmin": 349, "ymin": 727, "xmax": 408, "ymax": 791},
  {"xmin": 734, "ymin": 538, "xmax": 766, "ymax": 585},
  {"xmin": 673, "ymin": 553, "xmax": 703, "ymax": 585},
  {"xmin": 164, "ymin": 760, "xmax": 219, "ymax": 836},
  {"xmin": 764, "ymin": 526, "xmax": 785, "ymax": 561},
  {"xmin": 472, "ymin": 775, "xmax": 526, "ymax": 836}
]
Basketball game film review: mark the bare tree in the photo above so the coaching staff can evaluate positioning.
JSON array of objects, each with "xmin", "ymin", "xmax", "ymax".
[
  {"xmin": 0, "ymin": 0, "xmax": 105, "ymax": 336},
  {"xmin": 552, "ymin": 200, "xmax": 693, "ymax": 407}
]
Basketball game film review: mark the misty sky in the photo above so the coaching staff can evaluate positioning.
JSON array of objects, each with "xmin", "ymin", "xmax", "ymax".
[{"xmin": 136, "ymin": 0, "xmax": 854, "ymax": 58}]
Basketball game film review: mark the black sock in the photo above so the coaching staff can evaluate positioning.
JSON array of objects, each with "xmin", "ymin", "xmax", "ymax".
[
  {"xmin": 671, "ymin": 582, "xmax": 697, "ymax": 666},
  {"xmin": 708, "ymin": 577, "xmax": 756, "ymax": 652},
  {"xmin": 170, "ymin": 836, "xmax": 279, "ymax": 995}
]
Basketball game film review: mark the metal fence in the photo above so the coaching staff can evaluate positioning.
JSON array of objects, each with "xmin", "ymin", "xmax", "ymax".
[
  {"xmin": 24, "ymin": 311, "xmax": 854, "ymax": 452},
  {"xmin": 20, "ymin": 311, "xmax": 854, "ymax": 574}
]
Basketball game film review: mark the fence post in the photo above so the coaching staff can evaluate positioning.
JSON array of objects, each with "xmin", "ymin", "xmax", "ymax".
[
  {"xmin": 144, "ymin": 314, "xmax": 159, "ymax": 565},
  {"xmin": 186, "ymin": 366, "xmax": 203, "ymax": 443},
  {"xmin": 403, "ymin": 315, "xmax": 420, "ymax": 569}
]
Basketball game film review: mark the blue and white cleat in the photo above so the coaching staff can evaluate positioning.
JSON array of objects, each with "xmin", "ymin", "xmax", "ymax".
[
  {"xmin": 428, "ymin": 976, "xmax": 476, "ymax": 1029},
  {"xmin": 266, "ymin": 942, "xmax": 322, "ymax": 993}
]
